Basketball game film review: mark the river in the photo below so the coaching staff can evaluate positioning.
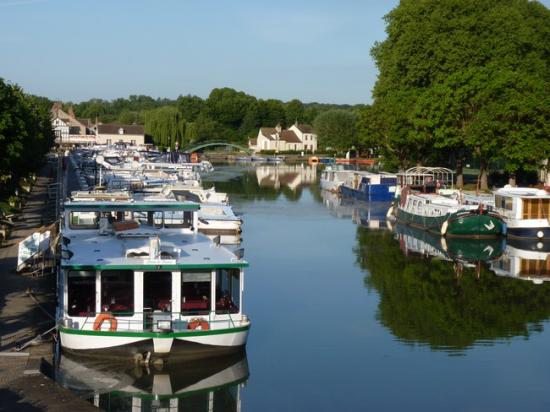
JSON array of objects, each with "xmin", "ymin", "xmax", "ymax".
[{"xmin": 56, "ymin": 163, "xmax": 550, "ymax": 411}]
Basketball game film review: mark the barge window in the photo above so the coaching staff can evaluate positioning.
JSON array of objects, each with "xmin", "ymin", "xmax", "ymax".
[
  {"xmin": 101, "ymin": 270, "xmax": 134, "ymax": 315},
  {"xmin": 495, "ymin": 195, "xmax": 513, "ymax": 210},
  {"xmin": 67, "ymin": 270, "xmax": 96, "ymax": 317},
  {"xmin": 216, "ymin": 269, "xmax": 240, "ymax": 314},
  {"xmin": 522, "ymin": 198, "xmax": 550, "ymax": 219},
  {"xmin": 181, "ymin": 271, "xmax": 211, "ymax": 314},
  {"xmin": 69, "ymin": 212, "xmax": 99, "ymax": 229}
]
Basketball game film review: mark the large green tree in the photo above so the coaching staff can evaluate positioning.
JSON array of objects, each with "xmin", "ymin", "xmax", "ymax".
[
  {"xmin": 313, "ymin": 109, "xmax": 357, "ymax": 152},
  {"xmin": 144, "ymin": 106, "xmax": 186, "ymax": 149},
  {"xmin": 371, "ymin": 0, "xmax": 550, "ymax": 187}
]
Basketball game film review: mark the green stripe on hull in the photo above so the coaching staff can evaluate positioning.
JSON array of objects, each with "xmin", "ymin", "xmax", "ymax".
[{"xmin": 59, "ymin": 324, "xmax": 250, "ymax": 338}]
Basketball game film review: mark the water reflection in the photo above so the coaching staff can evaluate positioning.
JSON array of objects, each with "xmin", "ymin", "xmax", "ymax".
[
  {"xmin": 56, "ymin": 351, "xmax": 249, "ymax": 411},
  {"xmin": 355, "ymin": 227, "xmax": 550, "ymax": 353},
  {"xmin": 255, "ymin": 164, "xmax": 317, "ymax": 191},
  {"xmin": 320, "ymin": 190, "xmax": 390, "ymax": 229},
  {"xmin": 491, "ymin": 241, "xmax": 550, "ymax": 284}
]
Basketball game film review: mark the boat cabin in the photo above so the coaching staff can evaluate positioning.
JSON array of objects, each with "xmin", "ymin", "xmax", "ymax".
[{"xmin": 59, "ymin": 200, "xmax": 248, "ymax": 334}]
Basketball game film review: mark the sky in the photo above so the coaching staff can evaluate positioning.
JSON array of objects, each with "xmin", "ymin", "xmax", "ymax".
[{"xmin": 0, "ymin": 0, "xmax": 549, "ymax": 105}]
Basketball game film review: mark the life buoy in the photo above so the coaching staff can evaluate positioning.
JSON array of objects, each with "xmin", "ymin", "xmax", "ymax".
[
  {"xmin": 187, "ymin": 318, "xmax": 209, "ymax": 331},
  {"xmin": 93, "ymin": 313, "xmax": 117, "ymax": 332}
]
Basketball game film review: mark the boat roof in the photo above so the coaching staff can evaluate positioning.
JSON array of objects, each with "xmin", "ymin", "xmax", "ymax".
[
  {"xmin": 64, "ymin": 200, "xmax": 200, "ymax": 212},
  {"xmin": 61, "ymin": 230, "xmax": 247, "ymax": 270},
  {"xmin": 495, "ymin": 186, "xmax": 550, "ymax": 198}
]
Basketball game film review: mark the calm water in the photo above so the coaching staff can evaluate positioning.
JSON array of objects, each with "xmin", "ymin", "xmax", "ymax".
[{"xmin": 58, "ymin": 164, "xmax": 550, "ymax": 411}]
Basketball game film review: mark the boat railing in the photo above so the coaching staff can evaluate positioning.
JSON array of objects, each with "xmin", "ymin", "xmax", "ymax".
[{"xmin": 65, "ymin": 311, "xmax": 239, "ymax": 332}]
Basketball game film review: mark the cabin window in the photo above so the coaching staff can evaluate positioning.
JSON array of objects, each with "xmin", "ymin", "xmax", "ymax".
[
  {"xmin": 181, "ymin": 270, "xmax": 211, "ymax": 314},
  {"xmin": 216, "ymin": 269, "xmax": 240, "ymax": 314},
  {"xmin": 101, "ymin": 270, "xmax": 134, "ymax": 315},
  {"xmin": 495, "ymin": 195, "xmax": 513, "ymax": 210},
  {"xmin": 144, "ymin": 272, "xmax": 172, "ymax": 312},
  {"xmin": 522, "ymin": 198, "xmax": 550, "ymax": 219},
  {"xmin": 132, "ymin": 211, "xmax": 164, "ymax": 228},
  {"xmin": 69, "ymin": 212, "xmax": 99, "ymax": 229},
  {"xmin": 67, "ymin": 270, "xmax": 96, "ymax": 317},
  {"xmin": 164, "ymin": 211, "xmax": 193, "ymax": 229}
]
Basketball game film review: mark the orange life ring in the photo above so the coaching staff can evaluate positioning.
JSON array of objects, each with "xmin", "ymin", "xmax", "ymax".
[
  {"xmin": 93, "ymin": 313, "xmax": 118, "ymax": 332},
  {"xmin": 187, "ymin": 318, "xmax": 209, "ymax": 331}
]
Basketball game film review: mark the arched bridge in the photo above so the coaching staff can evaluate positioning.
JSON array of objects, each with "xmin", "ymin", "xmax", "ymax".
[{"xmin": 183, "ymin": 141, "xmax": 253, "ymax": 155}]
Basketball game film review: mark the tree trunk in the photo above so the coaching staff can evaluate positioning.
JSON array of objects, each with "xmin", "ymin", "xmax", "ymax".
[
  {"xmin": 456, "ymin": 158, "xmax": 464, "ymax": 188},
  {"xmin": 479, "ymin": 158, "xmax": 489, "ymax": 191}
]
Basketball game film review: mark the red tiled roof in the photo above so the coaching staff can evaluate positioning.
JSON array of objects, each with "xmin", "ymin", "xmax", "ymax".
[
  {"xmin": 260, "ymin": 127, "xmax": 277, "ymax": 140},
  {"xmin": 249, "ymin": 138, "xmax": 257, "ymax": 146},
  {"xmin": 280, "ymin": 130, "xmax": 301, "ymax": 143}
]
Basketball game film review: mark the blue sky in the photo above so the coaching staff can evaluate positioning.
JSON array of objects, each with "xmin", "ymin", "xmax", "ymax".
[{"xmin": 1, "ymin": 0, "xmax": 548, "ymax": 104}]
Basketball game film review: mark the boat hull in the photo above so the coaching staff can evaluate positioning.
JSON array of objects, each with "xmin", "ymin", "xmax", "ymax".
[
  {"xmin": 340, "ymin": 184, "xmax": 395, "ymax": 201},
  {"xmin": 395, "ymin": 207, "xmax": 505, "ymax": 238},
  {"xmin": 59, "ymin": 323, "xmax": 250, "ymax": 361}
]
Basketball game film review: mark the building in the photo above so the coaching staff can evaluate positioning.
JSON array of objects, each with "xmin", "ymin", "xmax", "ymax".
[
  {"xmin": 51, "ymin": 103, "xmax": 95, "ymax": 145},
  {"xmin": 249, "ymin": 122, "xmax": 317, "ymax": 153},
  {"xmin": 94, "ymin": 123, "xmax": 145, "ymax": 146}
]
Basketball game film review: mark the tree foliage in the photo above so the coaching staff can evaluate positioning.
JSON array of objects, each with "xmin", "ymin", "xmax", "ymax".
[
  {"xmin": 313, "ymin": 109, "xmax": 358, "ymax": 151},
  {"xmin": 0, "ymin": 78, "xmax": 54, "ymax": 191},
  {"xmin": 369, "ymin": 0, "xmax": 550, "ymax": 184}
]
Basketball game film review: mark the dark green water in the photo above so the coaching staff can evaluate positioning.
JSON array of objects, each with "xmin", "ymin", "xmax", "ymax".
[{"xmin": 59, "ymin": 164, "xmax": 550, "ymax": 411}]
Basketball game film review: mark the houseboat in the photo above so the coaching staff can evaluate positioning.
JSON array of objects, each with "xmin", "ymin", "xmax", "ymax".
[
  {"xmin": 319, "ymin": 166, "xmax": 355, "ymax": 193},
  {"xmin": 393, "ymin": 188, "xmax": 506, "ymax": 238},
  {"xmin": 493, "ymin": 186, "xmax": 550, "ymax": 240},
  {"xmin": 340, "ymin": 171, "xmax": 397, "ymax": 201},
  {"xmin": 57, "ymin": 199, "xmax": 250, "ymax": 360}
]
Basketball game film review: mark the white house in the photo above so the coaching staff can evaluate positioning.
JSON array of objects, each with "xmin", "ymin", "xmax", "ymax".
[
  {"xmin": 249, "ymin": 122, "xmax": 317, "ymax": 153},
  {"xmin": 51, "ymin": 104, "xmax": 95, "ymax": 144},
  {"xmin": 95, "ymin": 123, "xmax": 145, "ymax": 146}
]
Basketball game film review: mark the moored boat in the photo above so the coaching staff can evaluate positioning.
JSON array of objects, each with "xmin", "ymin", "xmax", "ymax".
[
  {"xmin": 57, "ymin": 198, "xmax": 250, "ymax": 361},
  {"xmin": 340, "ymin": 171, "xmax": 397, "ymax": 201},
  {"xmin": 493, "ymin": 186, "xmax": 550, "ymax": 240},
  {"xmin": 319, "ymin": 166, "xmax": 355, "ymax": 193},
  {"xmin": 394, "ymin": 188, "xmax": 506, "ymax": 238}
]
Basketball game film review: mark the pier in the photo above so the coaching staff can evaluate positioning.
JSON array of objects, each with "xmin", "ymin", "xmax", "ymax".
[{"xmin": 0, "ymin": 155, "xmax": 96, "ymax": 411}]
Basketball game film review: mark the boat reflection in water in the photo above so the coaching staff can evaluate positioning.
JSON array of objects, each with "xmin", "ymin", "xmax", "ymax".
[
  {"xmin": 355, "ymin": 226, "xmax": 550, "ymax": 353},
  {"xmin": 320, "ymin": 190, "xmax": 391, "ymax": 229},
  {"xmin": 56, "ymin": 351, "xmax": 249, "ymax": 411},
  {"xmin": 391, "ymin": 222, "xmax": 505, "ymax": 275},
  {"xmin": 490, "ymin": 239, "xmax": 550, "ymax": 284}
]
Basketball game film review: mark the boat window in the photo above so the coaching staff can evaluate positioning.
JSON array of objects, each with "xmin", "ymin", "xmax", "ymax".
[
  {"xmin": 522, "ymin": 198, "xmax": 550, "ymax": 220},
  {"xmin": 143, "ymin": 272, "xmax": 172, "ymax": 312},
  {"xmin": 216, "ymin": 269, "xmax": 240, "ymax": 314},
  {"xmin": 165, "ymin": 211, "xmax": 193, "ymax": 229},
  {"xmin": 101, "ymin": 270, "xmax": 134, "ymax": 316},
  {"xmin": 495, "ymin": 195, "xmax": 513, "ymax": 210},
  {"xmin": 69, "ymin": 212, "xmax": 99, "ymax": 229},
  {"xmin": 67, "ymin": 270, "xmax": 96, "ymax": 317},
  {"xmin": 181, "ymin": 270, "xmax": 211, "ymax": 315},
  {"xmin": 132, "ymin": 211, "xmax": 164, "ymax": 228}
]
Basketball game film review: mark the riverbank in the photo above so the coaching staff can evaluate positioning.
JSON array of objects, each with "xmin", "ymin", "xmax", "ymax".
[{"xmin": 0, "ymin": 157, "xmax": 97, "ymax": 411}]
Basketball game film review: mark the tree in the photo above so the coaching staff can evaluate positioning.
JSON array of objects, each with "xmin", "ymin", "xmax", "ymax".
[
  {"xmin": 206, "ymin": 88, "xmax": 256, "ymax": 130},
  {"xmin": 144, "ymin": 106, "xmax": 185, "ymax": 149},
  {"xmin": 313, "ymin": 109, "xmax": 357, "ymax": 152},
  {"xmin": 284, "ymin": 99, "xmax": 305, "ymax": 125},
  {"xmin": 371, "ymin": 0, "xmax": 550, "ymax": 188},
  {"xmin": 177, "ymin": 95, "xmax": 204, "ymax": 122},
  {"xmin": 257, "ymin": 99, "xmax": 286, "ymax": 127}
]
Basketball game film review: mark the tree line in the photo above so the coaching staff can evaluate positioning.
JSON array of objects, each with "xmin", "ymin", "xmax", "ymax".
[
  {"xmin": 0, "ymin": 78, "xmax": 55, "ymax": 206},
  {"xmin": 67, "ymin": 89, "xmax": 365, "ymax": 151}
]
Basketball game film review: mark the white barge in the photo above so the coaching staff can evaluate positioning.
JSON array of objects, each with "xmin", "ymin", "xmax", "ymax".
[{"xmin": 57, "ymin": 199, "xmax": 250, "ymax": 360}]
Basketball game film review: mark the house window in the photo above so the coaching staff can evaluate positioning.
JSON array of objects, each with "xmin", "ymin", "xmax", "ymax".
[
  {"xmin": 131, "ymin": 140, "xmax": 136, "ymax": 146},
  {"xmin": 106, "ymin": 139, "xmax": 112, "ymax": 145},
  {"xmin": 118, "ymin": 128, "xmax": 124, "ymax": 135}
]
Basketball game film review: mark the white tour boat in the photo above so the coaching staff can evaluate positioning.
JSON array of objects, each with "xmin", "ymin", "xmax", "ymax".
[{"xmin": 57, "ymin": 198, "xmax": 250, "ymax": 360}]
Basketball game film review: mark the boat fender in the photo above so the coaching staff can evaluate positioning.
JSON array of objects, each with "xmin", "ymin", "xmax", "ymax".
[
  {"xmin": 187, "ymin": 318, "xmax": 209, "ymax": 331},
  {"xmin": 386, "ymin": 206, "xmax": 394, "ymax": 218},
  {"xmin": 93, "ymin": 313, "xmax": 118, "ymax": 332},
  {"xmin": 441, "ymin": 220, "xmax": 448, "ymax": 236}
]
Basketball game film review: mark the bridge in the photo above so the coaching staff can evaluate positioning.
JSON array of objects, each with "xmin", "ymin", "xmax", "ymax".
[{"xmin": 183, "ymin": 141, "xmax": 253, "ymax": 155}]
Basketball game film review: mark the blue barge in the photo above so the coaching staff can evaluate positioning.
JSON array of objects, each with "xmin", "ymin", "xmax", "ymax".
[{"xmin": 340, "ymin": 172, "xmax": 397, "ymax": 202}]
